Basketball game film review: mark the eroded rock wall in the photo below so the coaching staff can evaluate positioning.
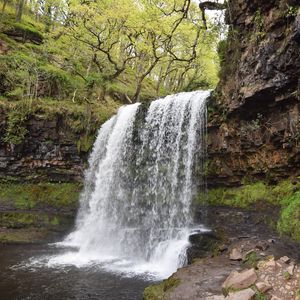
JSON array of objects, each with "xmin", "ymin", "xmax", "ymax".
[
  {"xmin": 0, "ymin": 112, "xmax": 86, "ymax": 183},
  {"xmin": 208, "ymin": 0, "xmax": 300, "ymax": 186}
]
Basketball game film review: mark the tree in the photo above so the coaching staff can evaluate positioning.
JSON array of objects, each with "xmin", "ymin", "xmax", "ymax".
[{"xmin": 16, "ymin": 0, "xmax": 25, "ymax": 21}]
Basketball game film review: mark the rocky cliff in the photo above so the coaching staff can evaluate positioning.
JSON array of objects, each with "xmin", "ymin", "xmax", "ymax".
[
  {"xmin": 208, "ymin": 0, "xmax": 300, "ymax": 187},
  {"xmin": 0, "ymin": 98, "xmax": 120, "ymax": 184},
  {"xmin": 0, "ymin": 111, "xmax": 84, "ymax": 183}
]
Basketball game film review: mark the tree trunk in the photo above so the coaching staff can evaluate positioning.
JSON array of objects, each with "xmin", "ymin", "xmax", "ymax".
[
  {"xmin": 16, "ymin": 0, "xmax": 25, "ymax": 22},
  {"xmin": 2, "ymin": 0, "xmax": 9, "ymax": 14},
  {"xmin": 133, "ymin": 81, "xmax": 142, "ymax": 103}
]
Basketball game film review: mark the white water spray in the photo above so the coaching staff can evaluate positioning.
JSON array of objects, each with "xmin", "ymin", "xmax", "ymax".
[{"xmin": 50, "ymin": 91, "xmax": 209, "ymax": 279}]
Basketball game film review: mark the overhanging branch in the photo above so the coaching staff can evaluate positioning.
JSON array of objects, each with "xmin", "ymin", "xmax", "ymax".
[{"xmin": 199, "ymin": 1, "xmax": 227, "ymax": 29}]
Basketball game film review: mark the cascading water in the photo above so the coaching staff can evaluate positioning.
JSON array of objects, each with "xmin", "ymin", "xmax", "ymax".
[{"xmin": 49, "ymin": 90, "xmax": 210, "ymax": 279}]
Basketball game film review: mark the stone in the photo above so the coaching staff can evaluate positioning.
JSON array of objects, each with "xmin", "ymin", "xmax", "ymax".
[
  {"xmin": 226, "ymin": 288, "xmax": 256, "ymax": 300},
  {"xmin": 207, "ymin": 0, "xmax": 300, "ymax": 188},
  {"xmin": 286, "ymin": 264, "xmax": 295, "ymax": 276},
  {"xmin": 222, "ymin": 268, "xmax": 257, "ymax": 290},
  {"xmin": 263, "ymin": 257, "xmax": 277, "ymax": 269},
  {"xmin": 279, "ymin": 256, "xmax": 290, "ymax": 264},
  {"xmin": 256, "ymin": 281, "xmax": 272, "ymax": 293},
  {"xmin": 229, "ymin": 248, "xmax": 243, "ymax": 260}
]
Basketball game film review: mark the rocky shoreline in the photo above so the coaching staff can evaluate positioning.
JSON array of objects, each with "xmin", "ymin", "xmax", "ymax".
[{"xmin": 144, "ymin": 207, "xmax": 300, "ymax": 300}]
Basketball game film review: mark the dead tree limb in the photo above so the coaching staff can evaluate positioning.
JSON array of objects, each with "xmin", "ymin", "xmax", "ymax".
[{"xmin": 199, "ymin": 1, "xmax": 227, "ymax": 29}]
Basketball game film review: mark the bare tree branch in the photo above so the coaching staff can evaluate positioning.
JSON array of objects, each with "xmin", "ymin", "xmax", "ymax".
[{"xmin": 199, "ymin": 1, "xmax": 227, "ymax": 29}]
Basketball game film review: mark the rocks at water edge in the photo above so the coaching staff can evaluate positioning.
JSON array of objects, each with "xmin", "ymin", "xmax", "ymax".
[
  {"xmin": 226, "ymin": 288, "xmax": 255, "ymax": 300},
  {"xmin": 222, "ymin": 268, "xmax": 257, "ymax": 290},
  {"xmin": 229, "ymin": 248, "xmax": 243, "ymax": 261},
  {"xmin": 143, "ymin": 236, "xmax": 300, "ymax": 300}
]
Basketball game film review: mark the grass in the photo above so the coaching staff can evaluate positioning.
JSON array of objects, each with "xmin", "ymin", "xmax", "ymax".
[{"xmin": 277, "ymin": 190, "xmax": 300, "ymax": 241}]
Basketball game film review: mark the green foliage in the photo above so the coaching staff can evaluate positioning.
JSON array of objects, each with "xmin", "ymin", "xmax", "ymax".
[
  {"xmin": 217, "ymin": 39, "xmax": 228, "ymax": 63},
  {"xmin": 0, "ymin": 0, "xmax": 221, "ymax": 133},
  {"xmin": 254, "ymin": 290, "xmax": 267, "ymax": 300},
  {"xmin": 0, "ymin": 97, "xmax": 119, "ymax": 145},
  {"xmin": 3, "ymin": 101, "xmax": 31, "ymax": 144},
  {"xmin": 283, "ymin": 270, "xmax": 292, "ymax": 280},
  {"xmin": 277, "ymin": 190, "xmax": 300, "ymax": 241},
  {"xmin": 203, "ymin": 182, "xmax": 269, "ymax": 208},
  {"xmin": 243, "ymin": 251, "xmax": 259, "ymax": 268},
  {"xmin": 253, "ymin": 9, "xmax": 265, "ymax": 41},
  {"xmin": 286, "ymin": 6, "xmax": 299, "ymax": 18}
]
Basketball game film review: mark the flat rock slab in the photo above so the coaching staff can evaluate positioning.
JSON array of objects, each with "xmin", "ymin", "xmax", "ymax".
[
  {"xmin": 227, "ymin": 288, "xmax": 255, "ymax": 300},
  {"xmin": 163, "ymin": 256, "xmax": 241, "ymax": 300},
  {"xmin": 222, "ymin": 268, "xmax": 257, "ymax": 290}
]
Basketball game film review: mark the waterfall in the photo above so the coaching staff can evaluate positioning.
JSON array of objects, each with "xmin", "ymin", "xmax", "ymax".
[{"xmin": 51, "ymin": 91, "xmax": 209, "ymax": 279}]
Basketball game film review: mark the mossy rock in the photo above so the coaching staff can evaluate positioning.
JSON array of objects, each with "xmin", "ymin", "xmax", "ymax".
[
  {"xmin": 0, "ymin": 182, "xmax": 81, "ymax": 210},
  {"xmin": 0, "ymin": 228, "xmax": 50, "ymax": 244},
  {"xmin": 143, "ymin": 276, "xmax": 180, "ymax": 300},
  {"xmin": 4, "ymin": 22, "xmax": 44, "ymax": 44},
  {"xmin": 0, "ymin": 212, "xmax": 66, "ymax": 229}
]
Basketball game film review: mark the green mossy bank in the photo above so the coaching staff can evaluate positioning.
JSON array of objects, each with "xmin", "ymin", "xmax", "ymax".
[
  {"xmin": 195, "ymin": 180, "xmax": 300, "ymax": 242},
  {"xmin": 0, "ymin": 182, "xmax": 81, "ymax": 243}
]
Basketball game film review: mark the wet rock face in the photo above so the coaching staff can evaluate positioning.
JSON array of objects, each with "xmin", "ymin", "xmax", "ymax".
[
  {"xmin": 0, "ymin": 114, "xmax": 86, "ymax": 183},
  {"xmin": 208, "ymin": 0, "xmax": 300, "ymax": 186}
]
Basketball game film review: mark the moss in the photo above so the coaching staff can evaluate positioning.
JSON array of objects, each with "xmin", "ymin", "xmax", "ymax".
[
  {"xmin": 277, "ymin": 191, "xmax": 300, "ymax": 241},
  {"xmin": 200, "ymin": 181, "xmax": 300, "ymax": 209},
  {"xmin": 199, "ymin": 182, "xmax": 269, "ymax": 208},
  {"xmin": 143, "ymin": 276, "xmax": 180, "ymax": 300},
  {"xmin": 254, "ymin": 288, "xmax": 267, "ymax": 300},
  {"xmin": 0, "ymin": 182, "xmax": 81, "ymax": 210},
  {"xmin": 77, "ymin": 134, "xmax": 95, "ymax": 153},
  {"xmin": 243, "ymin": 251, "xmax": 259, "ymax": 268},
  {"xmin": 11, "ymin": 22, "xmax": 44, "ymax": 42},
  {"xmin": 0, "ymin": 212, "xmax": 63, "ymax": 229},
  {"xmin": 0, "ymin": 97, "xmax": 120, "ymax": 145},
  {"xmin": 0, "ymin": 228, "xmax": 49, "ymax": 244}
]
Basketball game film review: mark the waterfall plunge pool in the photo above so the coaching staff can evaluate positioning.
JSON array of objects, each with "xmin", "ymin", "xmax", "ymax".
[
  {"xmin": 0, "ymin": 225, "xmax": 211, "ymax": 299},
  {"xmin": 0, "ymin": 244, "xmax": 151, "ymax": 300}
]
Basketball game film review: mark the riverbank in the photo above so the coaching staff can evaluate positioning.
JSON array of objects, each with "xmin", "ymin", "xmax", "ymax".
[
  {"xmin": 144, "ymin": 206, "xmax": 300, "ymax": 299},
  {"xmin": 0, "ymin": 182, "xmax": 80, "ymax": 243}
]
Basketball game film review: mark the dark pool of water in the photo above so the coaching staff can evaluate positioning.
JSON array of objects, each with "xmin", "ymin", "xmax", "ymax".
[{"xmin": 0, "ymin": 244, "xmax": 153, "ymax": 300}]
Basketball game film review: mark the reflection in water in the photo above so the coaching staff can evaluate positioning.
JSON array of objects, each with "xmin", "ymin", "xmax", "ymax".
[{"xmin": 0, "ymin": 244, "xmax": 151, "ymax": 300}]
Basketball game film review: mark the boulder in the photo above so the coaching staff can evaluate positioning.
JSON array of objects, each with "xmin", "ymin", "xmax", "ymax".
[
  {"xmin": 286, "ymin": 264, "xmax": 295, "ymax": 276},
  {"xmin": 256, "ymin": 281, "xmax": 272, "ymax": 293},
  {"xmin": 279, "ymin": 256, "xmax": 290, "ymax": 264},
  {"xmin": 222, "ymin": 268, "xmax": 257, "ymax": 290},
  {"xmin": 229, "ymin": 248, "xmax": 243, "ymax": 260}
]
